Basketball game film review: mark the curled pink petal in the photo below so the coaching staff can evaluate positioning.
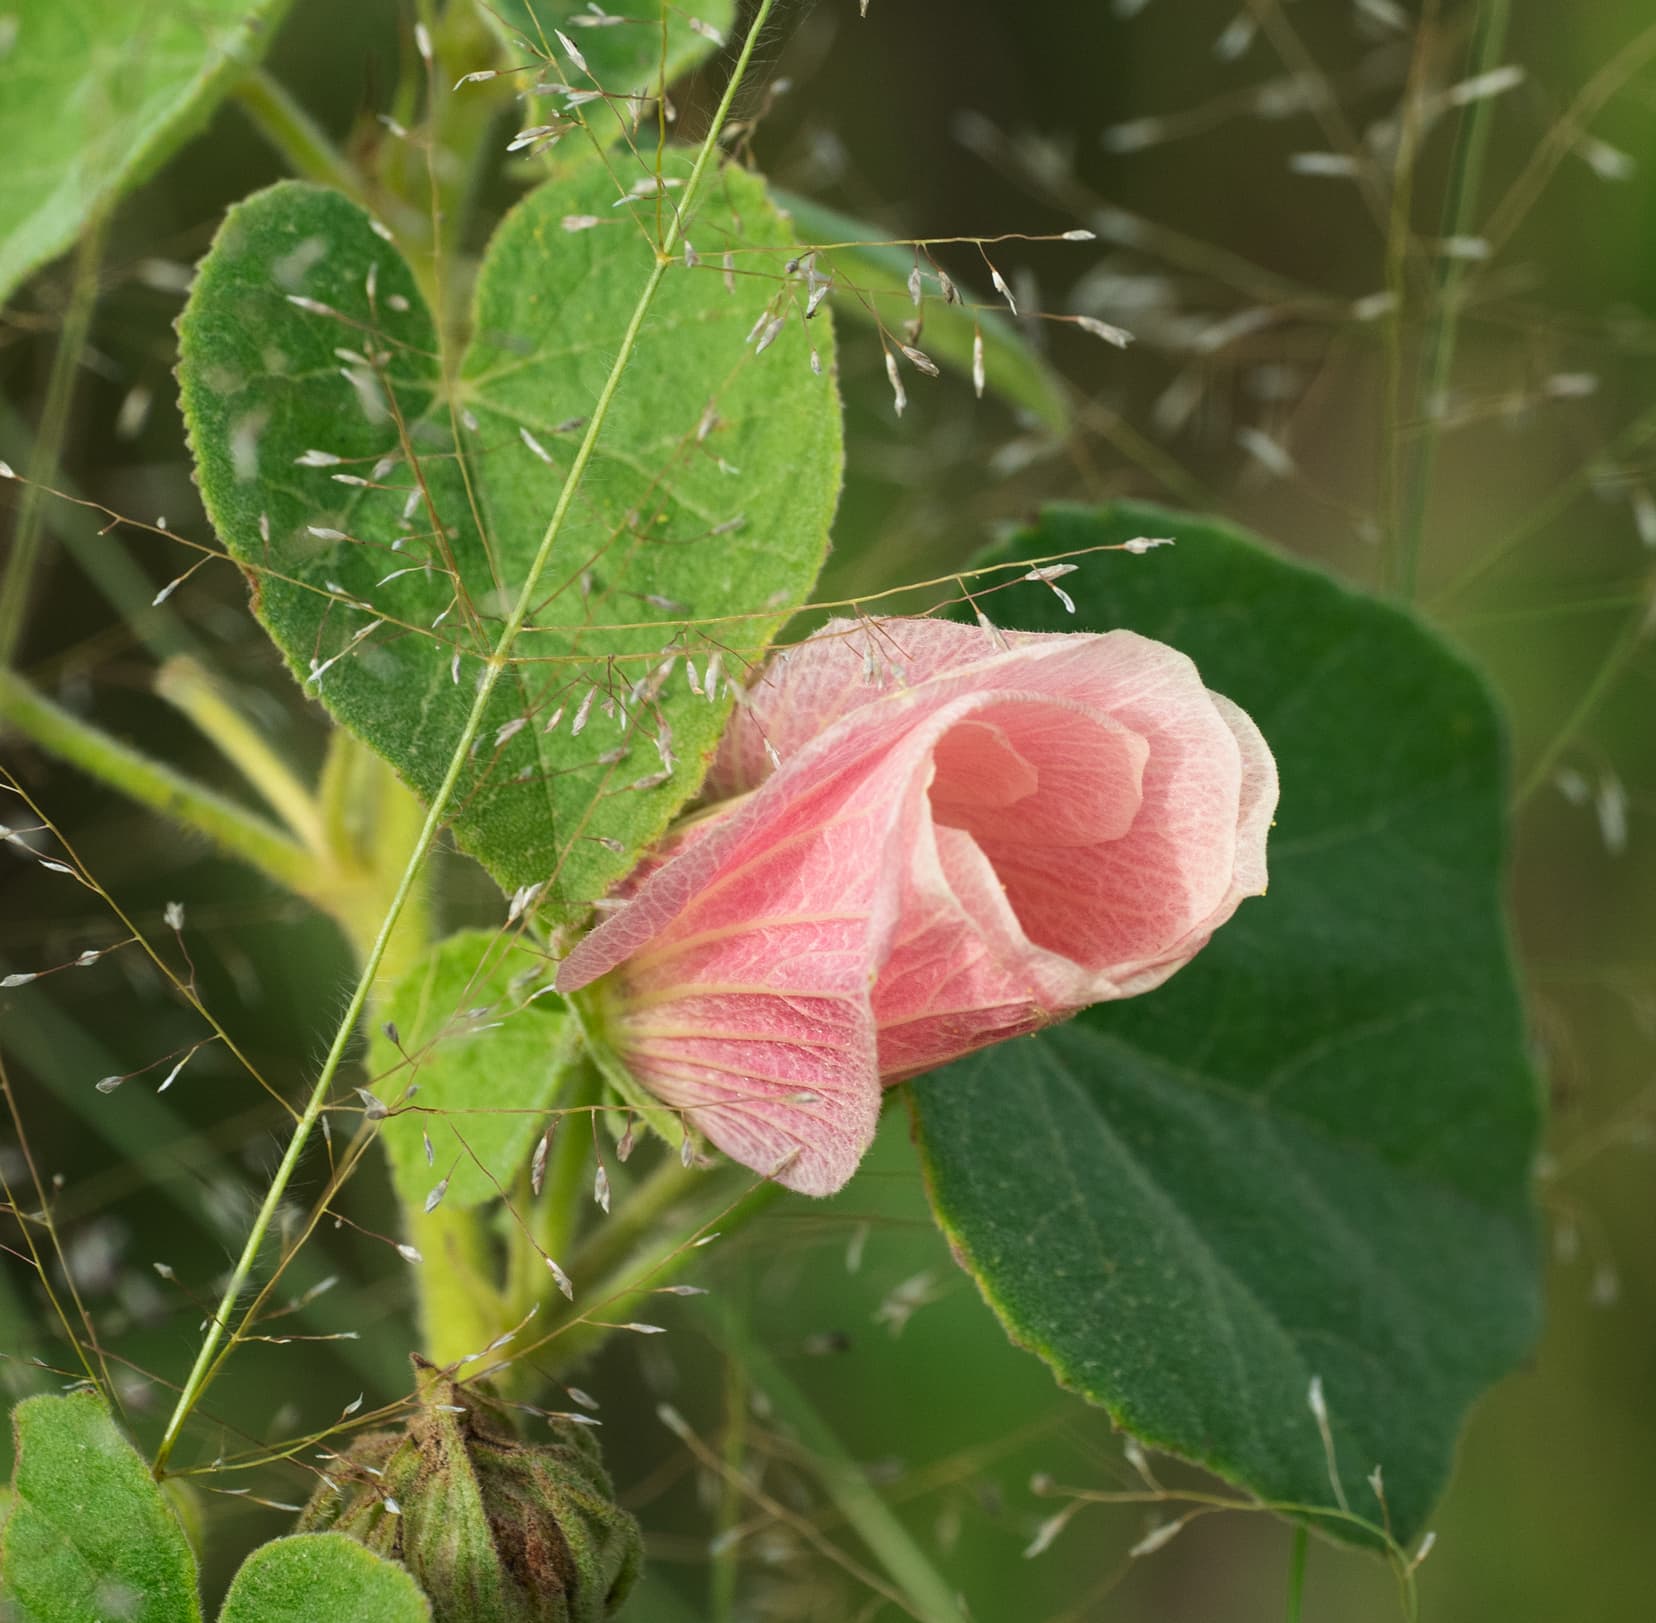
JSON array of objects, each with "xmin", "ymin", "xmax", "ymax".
[{"xmin": 560, "ymin": 617, "xmax": 1278, "ymax": 1195}]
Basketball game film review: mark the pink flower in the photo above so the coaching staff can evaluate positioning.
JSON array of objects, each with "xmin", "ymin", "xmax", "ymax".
[{"xmin": 558, "ymin": 618, "xmax": 1277, "ymax": 1196}]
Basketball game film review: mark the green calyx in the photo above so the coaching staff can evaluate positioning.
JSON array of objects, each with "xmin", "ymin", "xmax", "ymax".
[{"xmin": 299, "ymin": 1360, "xmax": 641, "ymax": 1622}]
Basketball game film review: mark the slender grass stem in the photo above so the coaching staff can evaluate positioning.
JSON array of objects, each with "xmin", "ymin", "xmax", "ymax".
[
  {"xmin": 0, "ymin": 401, "xmax": 207, "ymax": 666},
  {"xmin": 1515, "ymin": 605, "xmax": 1647, "ymax": 806},
  {"xmin": 1379, "ymin": 0, "xmax": 1435, "ymax": 592},
  {"xmin": 0, "ymin": 219, "xmax": 104, "ymax": 668},
  {"xmin": 710, "ymin": 1315, "xmax": 751, "ymax": 1622},
  {"xmin": 1391, "ymin": 0, "xmax": 1512, "ymax": 600},
  {"xmin": 562, "ymin": 1151, "xmax": 711, "ymax": 1288},
  {"xmin": 711, "ymin": 1305, "xmax": 971, "ymax": 1623},
  {"xmin": 1427, "ymin": 398, "xmax": 1656, "ymax": 610},
  {"xmin": 3, "ymin": 996, "xmax": 403, "ymax": 1389},
  {"xmin": 151, "ymin": 0, "xmax": 782, "ymax": 1474}
]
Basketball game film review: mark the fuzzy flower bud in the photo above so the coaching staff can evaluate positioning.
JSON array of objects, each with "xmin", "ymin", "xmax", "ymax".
[{"xmin": 299, "ymin": 1360, "xmax": 641, "ymax": 1622}]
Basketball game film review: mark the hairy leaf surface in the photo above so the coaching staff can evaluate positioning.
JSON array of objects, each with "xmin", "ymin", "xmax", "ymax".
[
  {"xmin": 0, "ymin": 0, "xmax": 292, "ymax": 305},
  {"xmin": 219, "ymin": 1534, "xmax": 429, "ymax": 1623},
  {"xmin": 178, "ymin": 156, "xmax": 840, "ymax": 914},
  {"xmin": 0, "ymin": 1392, "xmax": 201, "ymax": 1622},
  {"xmin": 369, "ymin": 929, "xmax": 575, "ymax": 1213}
]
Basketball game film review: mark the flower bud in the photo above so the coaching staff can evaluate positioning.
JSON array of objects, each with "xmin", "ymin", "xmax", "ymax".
[
  {"xmin": 299, "ymin": 1359, "xmax": 641, "ymax": 1622},
  {"xmin": 558, "ymin": 615, "xmax": 1277, "ymax": 1195}
]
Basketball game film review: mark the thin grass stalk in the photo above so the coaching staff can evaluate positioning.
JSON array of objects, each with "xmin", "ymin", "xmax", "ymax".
[{"xmin": 1391, "ymin": 0, "xmax": 1512, "ymax": 599}]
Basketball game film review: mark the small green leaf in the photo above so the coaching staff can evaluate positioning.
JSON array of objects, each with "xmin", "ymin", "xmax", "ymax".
[
  {"xmin": 482, "ymin": 0, "xmax": 735, "ymax": 113},
  {"xmin": 1, "ymin": 1391, "xmax": 202, "ymax": 1623},
  {"xmin": 776, "ymin": 192, "xmax": 1072, "ymax": 435},
  {"xmin": 0, "ymin": 0, "xmax": 293, "ymax": 307},
  {"xmin": 178, "ymin": 157, "xmax": 841, "ymax": 914},
  {"xmin": 910, "ymin": 503, "xmax": 1541, "ymax": 1546},
  {"xmin": 218, "ymin": 1533, "xmax": 429, "ymax": 1623},
  {"xmin": 370, "ymin": 929, "xmax": 576, "ymax": 1213}
]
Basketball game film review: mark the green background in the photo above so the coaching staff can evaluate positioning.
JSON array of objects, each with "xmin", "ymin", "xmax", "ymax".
[{"xmin": 3, "ymin": 1, "xmax": 1653, "ymax": 1618}]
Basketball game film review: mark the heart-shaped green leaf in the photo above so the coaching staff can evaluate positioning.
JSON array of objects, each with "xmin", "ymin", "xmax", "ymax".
[
  {"xmin": 1, "ymin": 1391, "xmax": 201, "ymax": 1623},
  {"xmin": 369, "ymin": 929, "xmax": 575, "ymax": 1213},
  {"xmin": 0, "ymin": 0, "xmax": 293, "ymax": 306},
  {"xmin": 178, "ymin": 156, "xmax": 841, "ymax": 915},
  {"xmin": 219, "ymin": 1533, "xmax": 429, "ymax": 1623},
  {"xmin": 910, "ymin": 503, "xmax": 1541, "ymax": 1547}
]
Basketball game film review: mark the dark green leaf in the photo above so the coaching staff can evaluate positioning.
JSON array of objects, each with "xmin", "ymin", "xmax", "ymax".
[
  {"xmin": 910, "ymin": 502, "xmax": 1541, "ymax": 1546},
  {"xmin": 0, "ymin": 0, "xmax": 293, "ymax": 306},
  {"xmin": 218, "ymin": 1534, "xmax": 429, "ymax": 1623},
  {"xmin": 777, "ymin": 192, "xmax": 1072, "ymax": 435},
  {"xmin": 369, "ymin": 929, "xmax": 575, "ymax": 1212},
  {"xmin": 177, "ymin": 159, "xmax": 841, "ymax": 913},
  {"xmin": 0, "ymin": 1391, "xmax": 201, "ymax": 1622}
]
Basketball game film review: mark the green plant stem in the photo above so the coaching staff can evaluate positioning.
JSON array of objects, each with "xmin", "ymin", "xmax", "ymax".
[
  {"xmin": 151, "ymin": 0, "xmax": 781, "ymax": 1473},
  {"xmin": 0, "ymin": 668, "xmax": 313, "ymax": 892},
  {"xmin": 566, "ymin": 1154, "xmax": 740, "ymax": 1295},
  {"xmin": 523, "ymin": 1066, "xmax": 602, "ymax": 1305},
  {"xmin": 235, "ymin": 68, "xmax": 379, "ymax": 217},
  {"xmin": 417, "ymin": 1203, "xmax": 512, "ymax": 1369},
  {"xmin": 0, "ymin": 218, "xmax": 103, "ymax": 669},
  {"xmin": 1285, "ymin": 1525, "xmax": 1308, "ymax": 1623},
  {"xmin": 0, "ymin": 664, "xmax": 428, "ymax": 991},
  {"xmin": 357, "ymin": 757, "xmax": 434, "ymax": 990},
  {"xmin": 710, "ymin": 1305, "xmax": 970, "ymax": 1623},
  {"xmin": 154, "ymin": 656, "xmax": 328, "ymax": 855},
  {"xmin": 1390, "ymin": 0, "xmax": 1511, "ymax": 600},
  {"xmin": 541, "ymin": 1161, "xmax": 780, "ymax": 1374},
  {"xmin": 234, "ymin": 67, "xmax": 428, "ymax": 263}
]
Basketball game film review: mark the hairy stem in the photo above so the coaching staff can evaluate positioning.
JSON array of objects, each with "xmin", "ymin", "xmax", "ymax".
[
  {"xmin": 0, "ymin": 219, "xmax": 103, "ymax": 668},
  {"xmin": 417, "ymin": 1203, "xmax": 513, "ymax": 1369},
  {"xmin": 151, "ymin": 0, "xmax": 782, "ymax": 1473},
  {"xmin": 0, "ymin": 668, "xmax": 313, "ymax": 892}
]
